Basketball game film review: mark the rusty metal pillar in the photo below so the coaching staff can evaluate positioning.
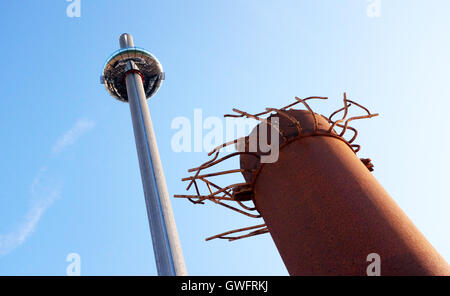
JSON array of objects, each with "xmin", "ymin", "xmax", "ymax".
[
  {"xmin": 240, "ymin": 109, "xmax": 450, "ymax": 276},
  {"xmin": 177, "ymin": 95, "xmax": 450, "ymax": 276}
]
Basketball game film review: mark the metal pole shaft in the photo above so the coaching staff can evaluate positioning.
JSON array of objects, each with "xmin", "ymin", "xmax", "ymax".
[{"xmin": 121, "ymin": 34, "xmax": 187, "ymax": 276}]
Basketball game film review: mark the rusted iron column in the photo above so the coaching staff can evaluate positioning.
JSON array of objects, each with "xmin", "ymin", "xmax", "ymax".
[
  {"xmin": 177, "ymin": 95, "xmax": 450, "ymax": 275},
  {"xmin": 241, "ymin": 110, "xmax": 450, "ymax": 275}
]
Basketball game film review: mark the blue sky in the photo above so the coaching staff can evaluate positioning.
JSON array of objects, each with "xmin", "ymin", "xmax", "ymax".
[{"xmin": 0, "ymin": 0, "xmax": 449, "ymax": 275}]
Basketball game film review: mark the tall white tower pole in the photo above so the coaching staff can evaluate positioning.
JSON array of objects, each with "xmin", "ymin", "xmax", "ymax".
[{"xmin": 103, "ymin": 33, "xmax": 187, "ymax": 276}]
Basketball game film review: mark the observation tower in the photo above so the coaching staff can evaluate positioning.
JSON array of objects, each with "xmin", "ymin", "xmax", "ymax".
[{"xmin": 101, "ymin": 33, "xmax": 187, "ymax": 276}]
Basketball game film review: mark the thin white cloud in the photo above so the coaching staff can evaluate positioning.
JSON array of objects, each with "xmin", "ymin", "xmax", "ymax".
[
  {"xmin": 52, "ymin": 118, "xmax": 95, "ymax": 155},
  {"xmin": 0, "ymin": 117, "xmax": 95, "ymax": 256},
  {"xmin": 0, "ymin": 167, "xmax": 61, "ymax": 256}
]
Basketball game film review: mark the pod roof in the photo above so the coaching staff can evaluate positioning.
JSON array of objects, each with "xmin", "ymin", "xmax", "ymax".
[{"xmin": 101, "ymin": 47, "xmax": 164, "ymax": 102}]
